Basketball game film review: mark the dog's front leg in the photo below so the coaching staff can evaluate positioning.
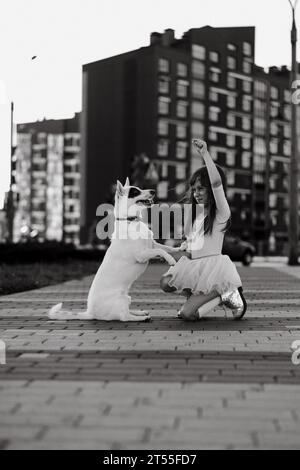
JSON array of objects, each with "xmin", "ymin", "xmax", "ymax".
[
  {"xmin": 153, "ymin": 241, "xmax": 182, "ymax": 253},
  {"xmin": 135, "ymin": 248, "xmax": 176, "ymax": 265}
]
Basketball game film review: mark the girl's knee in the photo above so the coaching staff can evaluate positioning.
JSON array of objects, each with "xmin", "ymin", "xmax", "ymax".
[{"xmin": 180, "ymin": 306, "xmax": 198, "ymax": 322}]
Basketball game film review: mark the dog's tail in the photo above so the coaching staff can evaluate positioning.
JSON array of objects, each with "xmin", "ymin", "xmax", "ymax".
[{"xmin": 48, "ymin": 303, "xmax": 93, "ymax": 320}]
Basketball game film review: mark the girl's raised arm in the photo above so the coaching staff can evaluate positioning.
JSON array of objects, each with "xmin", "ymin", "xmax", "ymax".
[
  {"xmin": 193, "ymin": 139, "xmax": 221, "ymax": 188},
  {"xmin": 193, "ymin": 139, "xmax": 230, "ymax": 223}
]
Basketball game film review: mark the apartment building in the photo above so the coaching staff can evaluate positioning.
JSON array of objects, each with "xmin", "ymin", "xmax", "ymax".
[{"xmin": 14, "ymin": 113, "xmax": 81, "ymax": 244}]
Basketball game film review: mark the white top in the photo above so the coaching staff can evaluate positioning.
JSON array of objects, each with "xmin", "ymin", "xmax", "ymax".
[{"xmin": 186, "ymin": 184, "xmax": 231, "ymax": 259}]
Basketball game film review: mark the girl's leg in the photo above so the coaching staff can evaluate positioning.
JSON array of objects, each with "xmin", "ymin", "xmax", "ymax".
[{"xmin": 180, "ymin": 291, "xmax": 221, "ymax": 321}]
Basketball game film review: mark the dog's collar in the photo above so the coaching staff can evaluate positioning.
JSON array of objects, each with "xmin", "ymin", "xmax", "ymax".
[{"xmin": 116, "ymin": 217, "xmax": 141, "ymax": 222}]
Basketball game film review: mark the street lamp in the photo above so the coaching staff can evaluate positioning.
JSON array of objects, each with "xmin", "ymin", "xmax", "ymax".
[
  {"xmin": 6, "ymin": 56, "xmax": 37, "ymax": 243},
  {"xmin": 6, "ymin": 101, "xmax": 15, "ymax": 243},
  {"xmin": 288, "ymin": 0, "xmax": 300, "ymax": 265}
]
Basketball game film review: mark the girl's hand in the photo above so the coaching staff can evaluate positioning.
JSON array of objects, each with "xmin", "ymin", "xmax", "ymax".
[
  {"xmin": 179, "ymin": 241, "xmax": 188, "ymax": 251},
  {"xmin": 193, "ymin": 139, "xmax": 207, "ymax": 156}
]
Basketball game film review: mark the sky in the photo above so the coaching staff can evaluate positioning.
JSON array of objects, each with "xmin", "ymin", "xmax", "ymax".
[{"xmin": 0, "ymin": 0, "xmax": 299, "ymax": 208}]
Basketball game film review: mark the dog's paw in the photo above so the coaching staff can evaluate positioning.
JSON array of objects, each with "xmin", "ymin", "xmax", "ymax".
[{"xmin": 168, "ymin": 258, "xmax": 176, "ymax": 266}]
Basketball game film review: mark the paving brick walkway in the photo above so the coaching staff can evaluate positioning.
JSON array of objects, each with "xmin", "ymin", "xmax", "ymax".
[{"xmin": 0, "ymin": 263, "xmax": 300, "ymax": 450}]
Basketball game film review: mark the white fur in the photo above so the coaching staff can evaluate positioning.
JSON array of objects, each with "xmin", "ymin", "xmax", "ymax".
[{"xmin": 48, "ymin": 179, "xmax": 179, "ymax": 322}]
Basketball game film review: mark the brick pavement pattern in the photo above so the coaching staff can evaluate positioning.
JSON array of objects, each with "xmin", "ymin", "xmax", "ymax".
[{"xmin": 0, "ymin": 263, "xmax": 300, "ymax": 449}]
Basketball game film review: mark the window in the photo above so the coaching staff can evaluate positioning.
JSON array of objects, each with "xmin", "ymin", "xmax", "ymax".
[
  {"xmin": 209, "ymin": 130, "xmax": 218, "ymax": 142},
  {"xmin": 270, "ymin": 105, "xmax": 278, "ymax": 118},
  {"xmin": 191, "ymin": 121, "xmax": 205, "ymax": 139},
  {"xmin": 242, "ymin": 152, "xmax": 251, "ymax": 168},
  {"xmin": 176, "ymin": 164, "xmax": 186, "ymax": 180},
  {"xmin": 254, "ymin": 155, "xmax": 266, "ymax": 172},
  {"xmin": 176, "ymin": 124, "xmax": 187, "ymax": 139},
  {"xmin": 158, "ymin": 96, "xmax": 170, "ymax": 115},
  {"xmin": 226, "ymin": 151, "xmax": 235, "ymax": 166},
  {"xmin": 209, "ymin": 107, "xmax": 220, "ymax": 122},
  {"xmin": 177, "ymin": 101, "xmax": 188, "ymax": 118},
  {"xmin": 192, "ymin": 61, "xmax": 205, "ymax": 79},
  {"xmin": 158, "ymin": 58, "xmax": 170, "ymax": 73},
  {"xmin": 243, "ymin": 81, "xmax": 252, "ymax": 93},
  {"xmin": 210, "ymin": 70, "xmax": 220, "ymax": 83},
  {"xmin": 177, "ymin": 63, "xmax": 187, "ymax": 77},
  {"xmin": 228, "ymin": 43, "xmax": 237, "ymax": 52},
  {"xmin": 192, "ymin": 81, "xmax": 205, "ymax": 99},
  {"xmin": 158, "ymin": 77, "xmax": 170, "ymax": 94},
  {"xmin": 227, "ymin": 170, "xmax": 235, "ymax": 186},
  {"xmin": 241, "ymin": 210, "xmax": 247, "ymax": 221},
  {"xmin": 254, "ymin": 81, "xmax": 267, "ymax": 99},
  {"xmin": 254, "ymin": 138, "xmax": 267, "ymax": 155},
  {"xmin": 210, "ymin": 148, "xmax": 218, "ymax": 161},
  {"xmin": 243, "ymin": 42, "xmax": 252, "ymax": 56},
  {"xmin": 227, "ymin": 114, "xmax": 236, "ymax": 128},
  {"xmin": 270, "ymin": 212, "xmax": 277, "ymax": 225},
  {"xmin": 269, "ymin": 194, "xmax": 277, "ymax": 209},
  {"xmin": 270, "ymin": 122, "xmax": 278, "ymax": 136},
  {"xmin": 177, "ymin": 80, "xmax": 188, "ymax": 98},
  {"xmin": 191, "ymin": 102, "xmax": 205, "ymax": 119},
  {"xmin": 283, "ymin": 178, "xmax": 289, "ymax": 191},
  {"xmin": 243, "ymin": 61, "xmax": 252, "ymax": 74},
  {"xmin": 176, "ymin": 141, "xmax": 188, "ymax": 159},
  {"xmin": 254, "ymin": 99, "xmax": 266, "ymax": 115},
  {"xmin": 160, "ymin": 163, "xmax": 168, "ymax": 178},
  {"xmin": 271, "ymin": 87, "xmax": 279, "ymax": 100},
  {"xmin": 283, "ymin": 140, "xmax": 291, "ymax": 156},
  {"xmin": 242, "ymin": 137, "xmax": 251, "ymax": 150},
  {"xmin": 209, "ymin": 90, "xmax": 218, "ymax": 102},
  {"xmin": 192, "ymin": 44, "xmax": 206, "ymax": 60},
  {"xmin": 157, "ymin": 181, "xmax": 168, "ymax": 199},
  {"xmin": 270, "ymin": 138, "xmax": 278, "ymax": 154},
  {"xmin": 158, "ymin": 120, "xmax": 169, "ymax": 136},
  {"xmin": 242, "ymin": 117, "xmax": 251, "ymax": 131},
  {"xmin": 210, "ymin": 51, "xmax": 219, "ymax": 63},
  {"xmin": 227, "ymin": 57, "xmax": 236, "ymax": 70},
  {"xmin": 158, "ymin": 139, "xmax": 169, "ymax": 157},
  {"xmin": 227, "ymin": 76, "xmax": 236, "ymax": 89},
  {"xmin": 242, "ymin": 96, "xmax": 252, "ymax": 112},
  {"xmin": 227, "ymin": 135, "xmax": 236, "ymax": 147},
  {"xmin": 284, "ymin": 124, "xmax": 291, "ymax": 138},
  {"xmin": 254, "ymin": 117, "xmax": 267, "ymax": 135},
  {"xmin": 227, "ymin": 96, "xmax": 236, "ymax": 109},
  {"xmin": 284, "ymin": 90, "xmax": 291, "ymax": 103},
  {"xmin": 284, "ymin": 105, "xmax": 291, "ymax": 120}
]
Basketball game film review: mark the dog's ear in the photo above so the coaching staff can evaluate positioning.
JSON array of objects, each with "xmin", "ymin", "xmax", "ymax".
[
  {"xmin": 125, "ymin": 177, "xmax": 130, "ymax": 187},
  {"xmin": 116, "ymin": 180, "xmax": 125, "ymax": 197}
]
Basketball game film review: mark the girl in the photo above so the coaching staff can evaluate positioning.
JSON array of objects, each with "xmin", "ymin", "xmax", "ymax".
[{"xmin": 160, "ymin": 139, "xmax": 247, "ymax": 321}]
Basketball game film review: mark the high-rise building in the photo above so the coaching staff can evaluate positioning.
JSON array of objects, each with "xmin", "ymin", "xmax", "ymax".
[
  {"xmin": 81, "ymin": 26, "xmax": 256, "ymax": 244},
  {"xmin": 0, "ymin": 210, "xmax": 7, "ymax": 242},
  {"xmin": 14, "ymin": 113, "xmax": 81, "ymax": 244},
  {"xmin": 253, "ymin": 65, "xmax": 293, "ymax": 255}
]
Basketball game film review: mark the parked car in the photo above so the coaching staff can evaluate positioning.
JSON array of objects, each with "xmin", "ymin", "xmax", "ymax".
[{"xmin": 223, "ymin": 234, "xmax": 256, "ymax": 266}]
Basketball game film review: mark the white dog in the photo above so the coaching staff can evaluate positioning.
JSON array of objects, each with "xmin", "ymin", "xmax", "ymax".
[{"xmin": 48, "ymin": 178, "xmax": 179, "ymax": 322}]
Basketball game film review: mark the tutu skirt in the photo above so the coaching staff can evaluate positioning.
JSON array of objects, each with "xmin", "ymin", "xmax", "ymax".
[{"xmin": 163, "ymin": 255, "xmax": 242, "ymax": 296}]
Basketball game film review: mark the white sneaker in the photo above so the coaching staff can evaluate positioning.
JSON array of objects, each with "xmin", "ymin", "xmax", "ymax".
[{"xmin": 221, "ymin": 287, "xmax": 247, "ymax": 320}]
